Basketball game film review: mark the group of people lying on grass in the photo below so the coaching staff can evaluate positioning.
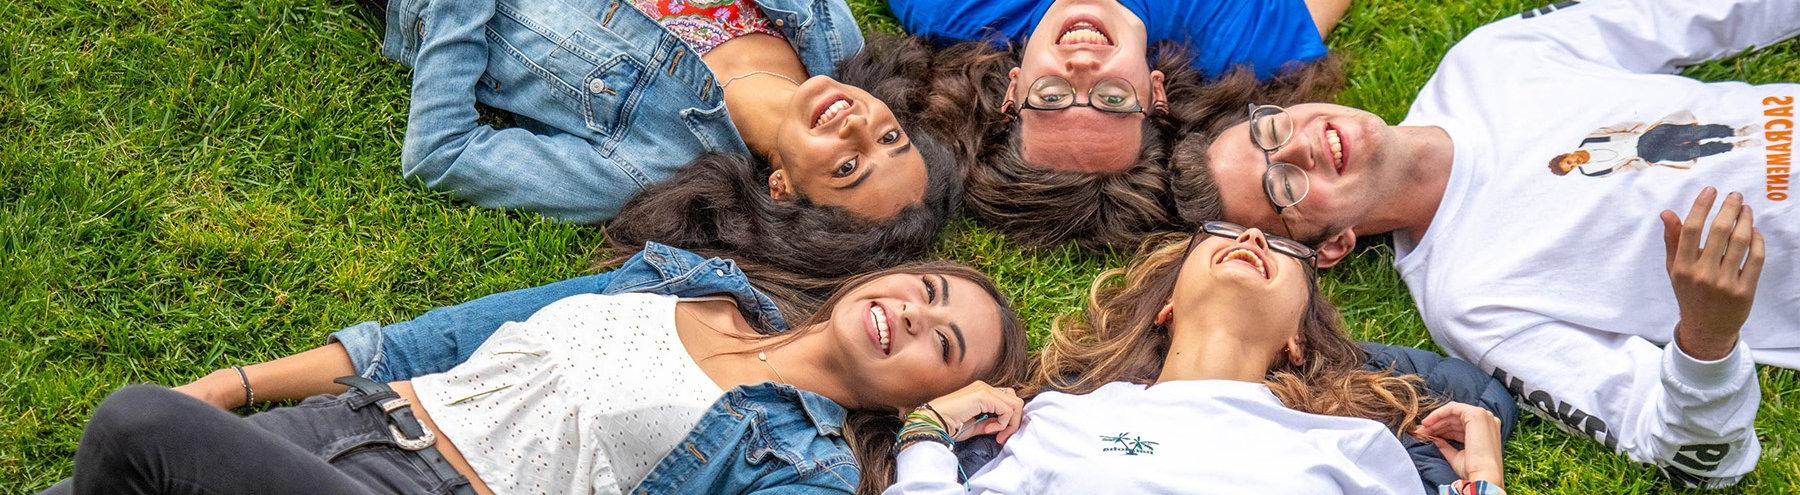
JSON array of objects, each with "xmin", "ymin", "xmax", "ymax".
[{"xmin": 44, "ymin": 0, "xmax": 1796, "ymax": 493}]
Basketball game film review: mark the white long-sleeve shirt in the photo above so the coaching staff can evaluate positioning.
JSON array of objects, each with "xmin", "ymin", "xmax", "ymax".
[
  {"xmin": 886, "ymin": 381, "xmax": 1423, "ymax": 495},
  {"xmin": 1395, "ymin": 0, "xmax": 1797, "ymax": 486}
]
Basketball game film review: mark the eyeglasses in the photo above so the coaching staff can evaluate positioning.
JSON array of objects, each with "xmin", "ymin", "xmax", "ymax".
[
  {"xmin": 1246, "ymin": 104, "xmax": 1310, "ymax": 239},
  {"xmin": 1199, "ymin": 221, "xmax": 1317, "ymax": 262},
  {"xmin": 1013, "ymin": 76, "xmax": 1146, "ymax": 115},
  {"xmin": 1247, "ymin": 103, "xmax": 1311, "ymax": 225}
]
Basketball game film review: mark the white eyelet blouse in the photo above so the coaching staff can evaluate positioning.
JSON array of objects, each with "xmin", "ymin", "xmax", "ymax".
[{"xmin": 412, "ymin": 292, "xmax": 727, "ymax": 495}]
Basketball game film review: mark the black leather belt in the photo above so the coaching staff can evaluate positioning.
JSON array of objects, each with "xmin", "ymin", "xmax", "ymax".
[{"xmin": 335, "ymin": 376, "xmax": 477, "ymax": 495}]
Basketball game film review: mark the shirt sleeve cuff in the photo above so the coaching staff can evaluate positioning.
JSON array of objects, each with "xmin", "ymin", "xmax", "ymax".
[
  {"xmin": 893, "ymin": 442, "xmax": 961, "ymax": 488},
  {"xmin": 326, "ymin": 321, "xmax": 385, "ymax": 379},
  {"xmin": 1666, "ymin": 339, "xmax": 1752, "ymax": 394}
]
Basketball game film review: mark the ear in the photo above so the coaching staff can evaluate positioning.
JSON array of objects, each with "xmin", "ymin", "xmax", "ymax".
[
  {"xmin": 1284, "ymin": 336, "xmax": 1306, "ymax": 367},
  {"xmin": 1153, "ymin": 302, "xmax": 1175, "ymax": 328},
  {"xmin": 1312, "ymin": 228, "xmax": 1358, "ymax": 269},
  {"xmin": 1003, "ymin": 67, "xmax": 1021, "ymax": 111},
  {"xmin": 1148, "ymin": 70, "xmax": 1168, "ymax": 113},
  {"xmin": 767, "ymin": 169, "xmax": 793, "ymax": 201}
]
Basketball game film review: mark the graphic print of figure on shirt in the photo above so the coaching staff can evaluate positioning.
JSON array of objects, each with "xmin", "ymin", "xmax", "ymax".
[{"xmin": 1547, "ymin": 111, "xmax": 1761, "ymax": 177}]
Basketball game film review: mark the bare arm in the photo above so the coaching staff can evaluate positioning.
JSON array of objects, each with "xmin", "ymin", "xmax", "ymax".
[
  {"xmin": 174, "ymin": 343, "xmax": 357, "ymax": 409},
  {"xmin": 1304, "ymin": 0, "xmax": 1353, "ymax": 39}
]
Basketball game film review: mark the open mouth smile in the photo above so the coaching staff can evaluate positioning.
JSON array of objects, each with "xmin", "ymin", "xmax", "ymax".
[
  {"xmin": 1057, "ymin": 20, "xmax": 1112, "ymax": 46},
  {"xmin": 813, "ymin": 97, "xmax": 852, "ymax": 129},
  {"xmin": 1215, "ymin": 245, "xmax": 1271, "ymax": 279},
  {"xmin": 866, "ymin": 302, "xmax": 892, "ymax": 355},
  {"xmin": 1325, "ymin": 125, "xmax": 1346, "ymax": 175}
]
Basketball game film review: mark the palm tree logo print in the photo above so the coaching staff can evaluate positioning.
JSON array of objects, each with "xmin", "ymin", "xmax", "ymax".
[{"xmin": 1099, "ymin": 432, "xmax": 1158, "ymax": 455}]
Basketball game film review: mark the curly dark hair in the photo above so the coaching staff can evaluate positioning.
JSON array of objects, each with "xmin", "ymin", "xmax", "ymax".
[
  {"xmin": 599, "ymin": 34, "xmax": 963, "ymax": 303},
  {"xmin": 910, "ymin": 38, "xmax": 1347, "ymax": 248}
]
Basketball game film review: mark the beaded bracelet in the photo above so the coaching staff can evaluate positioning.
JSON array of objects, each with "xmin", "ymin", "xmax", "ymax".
[{"xmin": 895, "ymin": 410, "xmax": 953, "ymax": 452}]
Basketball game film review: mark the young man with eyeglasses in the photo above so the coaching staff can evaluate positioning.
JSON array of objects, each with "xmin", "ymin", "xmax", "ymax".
[
  {"xmin": 893, "ymin": 0, "xmax": 1350, "ymax": 173},
  {"xmin": 1178, "ymin": 0, "xmax": 1795, "ymax": 488}
]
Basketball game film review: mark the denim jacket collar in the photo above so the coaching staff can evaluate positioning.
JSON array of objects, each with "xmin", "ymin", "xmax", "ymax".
[
  {"xmin": 614, "ymin": 242, "xmax": 793, "ymax": 333},
  {"xmin": 748, "ymin": 382, "xmax": 849, "ymax": 437}
]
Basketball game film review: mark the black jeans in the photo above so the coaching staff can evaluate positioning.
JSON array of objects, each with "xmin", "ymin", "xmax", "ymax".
[
  {"xmin": 42, "ymin": 384, "xmax": 467, "ymax": 495},
  {"xmin": 1640, "ymin": 123, "xmax": 1736, "ymax": 163}
]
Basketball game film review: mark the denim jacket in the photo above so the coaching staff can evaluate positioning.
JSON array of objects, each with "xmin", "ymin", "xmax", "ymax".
[
  {"xmin": 381, "ymin": 0, "xmax": 863, "ymax": 223},
  {"xmin": 329, "ymin": 243, "xmax": 857, "ymax": 492}
]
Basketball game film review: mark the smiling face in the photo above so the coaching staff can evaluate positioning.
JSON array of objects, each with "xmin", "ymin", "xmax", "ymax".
[
  {"xmin": 769, "ymin": 76, "xmax": 929, "ymax": 220},
  {"xmin": 823, "ymin": 272, "xmax": 1008, "ymax": 409},
  {"xmin": 1204, "ymin": 103, "xmax": 1403, "ymax": 244},
  {"xmin": 1011, "ymin": 0, "xmax": 1164, "ymax": 173},
  {"xmin": 1167, "ymin": 231, "xmax": 1313, "ymax": 360}
]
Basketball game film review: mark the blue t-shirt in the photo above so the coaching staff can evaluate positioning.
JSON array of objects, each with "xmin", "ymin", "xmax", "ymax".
[{"xmin": 887, "ymin": 0, "xmax": 1326, "ymax": 79}]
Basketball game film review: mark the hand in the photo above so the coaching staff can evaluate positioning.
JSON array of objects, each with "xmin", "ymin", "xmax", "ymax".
[
  {"xmin": 172, "ymin": 368, "xmax": 248, "ymax": 410},
  {"xmin": 923, "ymin": 381, "xmax": 1026, "ymax": 444},
  {"xmin": 1414, "ymin": 402, "xmax": 1504, "ymax": 488},
  {"xmin": 1660, "ymin": 187, "xmax": 1765, "ymax": 361}
]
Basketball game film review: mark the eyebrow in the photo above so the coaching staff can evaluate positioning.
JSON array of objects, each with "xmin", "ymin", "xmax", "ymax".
[
  {"xmin": 887, "ymin": 141, "xmax": 913, "ymax": 158},
  {"xmin": 837, "ymin": 159, "xmax": 878, "ymax": 189},
  {"xmin": 950, "ymin": 322, "xmax": 967, "ymax": 364},
  {"xmin": 936, "ymin": 274, "xmax": 967, "ymax": 364}
]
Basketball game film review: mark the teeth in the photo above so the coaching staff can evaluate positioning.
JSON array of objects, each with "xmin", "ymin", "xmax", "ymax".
[
  {"xmin": 1057, "ymin": 25, "xmax": 1110, "ymax": 45},
  {"xmin": 1326, "ymin": 129, "xmax": 1343, "ymax": 168},
  {"xmin": 1223, "ymin": 249, "xmax": 1268, "ymax": 278},
  {"xmin": 871, "ymin": 305, "xmax": 890, "ymax": 353},
  {"xmin": 815, "ymin": 99, "xmax": 850, "ymax": 127}
]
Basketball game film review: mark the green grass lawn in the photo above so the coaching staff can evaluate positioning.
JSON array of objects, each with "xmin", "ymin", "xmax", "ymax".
[{"xmin": 2, "ymin": 0, "xmax": 1795, "ymax": 492}]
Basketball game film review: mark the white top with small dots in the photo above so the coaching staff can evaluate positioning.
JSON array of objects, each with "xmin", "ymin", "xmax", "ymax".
[{"xmin": 412, "ymin": 292, "xmax": 726, "ymax": 495}]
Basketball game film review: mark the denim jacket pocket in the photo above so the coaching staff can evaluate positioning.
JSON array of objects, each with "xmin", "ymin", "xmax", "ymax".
[
  {"xmin": 529, "ymin": 28, "xmax": 648, "ymax": 141},
  {"xmin": 574, "ymin": 52, "xmax": 647, "ymax": 140}
]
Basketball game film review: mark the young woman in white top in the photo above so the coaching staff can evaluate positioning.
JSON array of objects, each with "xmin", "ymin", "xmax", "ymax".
[
  {"xmin": 55, "ymin": 262, "xmax": 1030, "ymax": 495},
  {"xmin": 893, "ymin": 224, "xmax": 1507, "ymax": 494}
]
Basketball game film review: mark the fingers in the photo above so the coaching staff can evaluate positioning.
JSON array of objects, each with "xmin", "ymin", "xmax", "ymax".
[
  {"xmin": 1700, "ymin": 192, "xmax": 1744, "ymax": 265},
  {"xmin": 1743, "ymin": 230, "xmax": 1765, "ymax": 289},
  {"xmin": 1660, "ymin": 210, "xmax": 1682, "ymax": 267},
  {"xmin": 1677, "ymin": 186, "xmax": 1717, "ymax": 262},
  {"xmin": 1720, "ymin": 204, "xmax": 1754, "ymax": 273}
]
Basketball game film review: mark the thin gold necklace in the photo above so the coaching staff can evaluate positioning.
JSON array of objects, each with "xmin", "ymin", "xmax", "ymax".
[
  {"xmin": 679, "ymin": 305, "xmax": 789, "ymax": 384},
  {"xmin": 720, "ymin": 70, "xmax": 801, "ymax": 90}
]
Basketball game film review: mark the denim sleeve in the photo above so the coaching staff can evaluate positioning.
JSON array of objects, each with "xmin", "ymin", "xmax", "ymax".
[
  {"xmin": 392, "ymin": 0, "xmax": 644, "ymax": 224},
  {"xmin": 328, "ymin": 273, "xmax": 617, "ymax": 382},
  {"xmin": 1360, "ymin": 342, "xmax": 1519, "ymax": 493}
]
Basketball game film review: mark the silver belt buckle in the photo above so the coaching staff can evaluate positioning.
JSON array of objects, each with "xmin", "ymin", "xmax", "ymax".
[{"xmin": 379, "ymin": 398, "xmax": 437, "ymax": 451}]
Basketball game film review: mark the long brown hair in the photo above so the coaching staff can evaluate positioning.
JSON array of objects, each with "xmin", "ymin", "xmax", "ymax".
[
  {"xmin": 681, "ymin": 259, "xmax": 1032, "ymax": 494},
  {"xmin": 1034, "ymin": 234, "xmax": 1435, "ymax": 433},
  {"xmin": 776, "ymin": 261, "xmax": 1031, "ymax": 495},
  {"xmin": 912, "ymin": 38, "xmax": 1347, "ymax": 248}
]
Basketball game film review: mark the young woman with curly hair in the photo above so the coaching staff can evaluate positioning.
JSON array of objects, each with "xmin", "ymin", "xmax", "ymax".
[{"xmin": 378, "ymin": 0, "xmax": 961, "ymax": 243}]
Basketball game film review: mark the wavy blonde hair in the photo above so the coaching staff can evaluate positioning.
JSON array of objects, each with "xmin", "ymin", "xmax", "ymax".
[{"xmin": 1033, "ymin": 233, "xmax": 1436, "ymax": 433}]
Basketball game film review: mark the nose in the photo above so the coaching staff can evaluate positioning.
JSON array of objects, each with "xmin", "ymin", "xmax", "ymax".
[
  {"xmin": 837, "ymin": 111, "xmax": 868, "ymax": 139},
  {"xmin": 1235, "ymin": 228, "xmax": 1271, "ymax": 251},
  {"xmin": 1269, "ymin": 132, "xmax": 1317, "ymax": 171},
  {"xmin": 1063, "ymin": 53, "xmax": 1101, "ymax": 73},
  {"xmin": 899, "ymin": 302, "xmax": 938, "ymax": 337}
]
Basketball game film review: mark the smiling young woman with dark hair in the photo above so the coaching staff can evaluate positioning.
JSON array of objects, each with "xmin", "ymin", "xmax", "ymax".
[
  {"xmin": 48, "ymin": 261, "xmax": 1030, "ymax": 495},
  {"xmin": 381, "ymin": 0, "xmax": 959, "ymax": 237}
]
